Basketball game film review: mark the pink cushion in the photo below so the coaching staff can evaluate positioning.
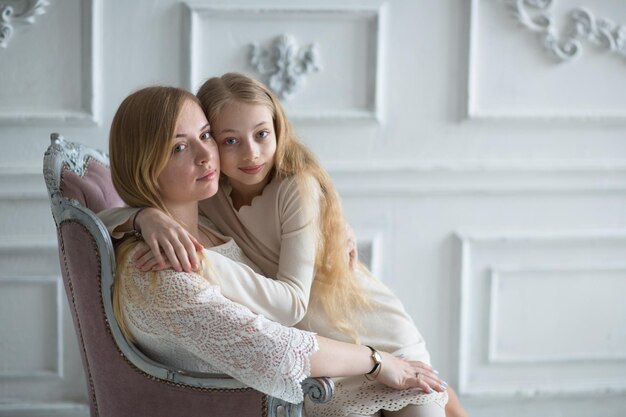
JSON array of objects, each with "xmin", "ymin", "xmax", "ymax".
[{"xmin": 61, "ymin": 160, "xmax": 125, "ymax": 212}]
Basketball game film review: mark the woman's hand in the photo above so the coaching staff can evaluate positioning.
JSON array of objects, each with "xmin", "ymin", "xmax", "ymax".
[
  {"xmin": 376, "ymin": 353, "xmax": 447, "ymax": 393},
  {"xmin": 132, "ymin": 208, "xmax": 203, "ymax": 272}
]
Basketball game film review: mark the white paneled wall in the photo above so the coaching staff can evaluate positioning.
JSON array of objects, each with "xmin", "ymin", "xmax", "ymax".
[
  {"xmin": 0, "ymin": 0, "xmax": 624, "ymax": 416},
  {"xmin": 184, "ymin": 3, "xmax": 384, "ymax": 121},
  {"xmin": 0, "ymin": 0, "xmax": 99, "ymax": 126}
]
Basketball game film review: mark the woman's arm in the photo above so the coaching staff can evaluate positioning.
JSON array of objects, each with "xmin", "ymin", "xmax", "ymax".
[
  {"xmin": 312, "ymin": 337, "xmax": 444, "ymax": 394},
  {"xmin": 122, "ymin": 266, "xmax": 444, "ymax": 404}
]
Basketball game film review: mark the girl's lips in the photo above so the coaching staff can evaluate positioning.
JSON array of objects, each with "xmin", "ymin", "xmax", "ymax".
[
  {"xmin": 239, "ymin": 164, "xmax": 264, "ymax": 174},
  {"xmin": 197, "ymin": 170, "xmax": 217, "ymax": 181}
]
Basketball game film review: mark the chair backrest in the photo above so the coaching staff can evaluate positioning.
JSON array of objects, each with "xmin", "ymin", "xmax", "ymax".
[{"xmin": 43, "ymin": 133, "xmax": 274, "ymax": 416}]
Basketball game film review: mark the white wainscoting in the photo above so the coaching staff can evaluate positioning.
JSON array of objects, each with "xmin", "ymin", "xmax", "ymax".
[
  {"xmin": 0, "ymin": 403, "xmax": 89, "ymax": 417},
  {"xmin": 328, "ymin": 161, "xmax": 626, "ymax": 196},
  {"xmin": 0, "ymin": 0, "xmax": 101, "ymax": 125},
  {"xmin": 456, "ymin": 230, "xmax": 626, "ymax": 397},
  {"xmin": 0, "ymin": 275, "xmax": 63, "ymax": 379}
]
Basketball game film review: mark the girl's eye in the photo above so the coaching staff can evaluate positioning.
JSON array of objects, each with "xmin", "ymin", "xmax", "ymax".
[
  {"xmin": 200, "ymin": 131, "xmax": 213, "ymax": 141},
  {"xmin": 257, "ymin": 130, "xmax": 270, "ymax": 139},
  {"xmin": 173, "ymin": 143, "xmax": 187, "ymax": 153},
  {"xmin": 224, "ymin": 138, "xmax": 238, "ymax": 145}
]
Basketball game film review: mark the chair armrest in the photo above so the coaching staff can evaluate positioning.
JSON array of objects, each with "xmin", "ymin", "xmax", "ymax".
[
  {"xmin": 303, "ymin": 377, "xmax": 334, "ymax": 404},
  {"xmin": 266, "ymin": 376, "xmax": 334, "ymax": 417}
]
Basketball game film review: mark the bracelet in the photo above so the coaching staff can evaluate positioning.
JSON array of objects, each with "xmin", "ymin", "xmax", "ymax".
[
  {"xmin": 132, "ymin": 207, "xmax": 147, "ymax": 239},
  {"xmin": 364, "ymin": 345, "xmax": 382, "ymax": 381}
]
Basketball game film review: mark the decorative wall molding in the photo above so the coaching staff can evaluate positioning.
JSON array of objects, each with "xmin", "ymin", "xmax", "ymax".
[
  {"xmin": 0, "ymin": 167, "xmax": 47, "ymax": 200},
  {"xmin": 0, "ymin": 0, "xmax": 49, "ymax": 48},
  {"xmin": 183, "ymin": 2, "xmax": 384, "ymax": 122},
  {"xmin": 2, "ymin": 161, "xmax": 626, "ymax": 202},
  {"xmin": 468, "ymin": 0, "xmax": 626, "ymax": 120},
  {"xmin": 0, "ymin": 237, "xmax": 57, "ymax": 251},
  {"xmin": 250, "ymin": 34, "xmax": 321, "ymax": 100},
  {"xmin": 0, "ymin": 0, "xmax": 100, "ymax": 125},
  {"xmin": 354, "ymin": 227, "xmax": 386, "ymax": 279},
  {"xmin": 328, "ymin": 161, "xmax": 626, "ymax": 196},
  {"xmin": 0, "ymin": 275, "xmax": 63, "ymax": 379},
  {"xmin": 4, "ymin": 162, "xmax": 626, "ymax": 200},
  {"xmin": 508, "ymin": 0, "xmax": 626, "ymax": 62},
  {"xmin": 455, "ymin": 229, "xmax": 626, "ymax": 396},
  {"xmin": 0, "ymin": 402, "xmax": 89, "ymax": 417},
  {"xmin": 488, "ymin": 265, "xmax": 626, "ymax": 363}
]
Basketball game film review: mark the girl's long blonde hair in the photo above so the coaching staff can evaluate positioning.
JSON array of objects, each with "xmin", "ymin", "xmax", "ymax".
[
  {"xmin": 197, "ymin": 73, "xmax": 369, "ymax": 339},
  {"xmin": 109, "ymin": 86, "xmax": 203, "ymax": 341}
]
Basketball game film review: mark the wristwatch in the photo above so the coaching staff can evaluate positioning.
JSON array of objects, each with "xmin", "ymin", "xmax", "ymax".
[{"xmin": 365, "ymin": 345, "xmax": 382, "ymax": 380}]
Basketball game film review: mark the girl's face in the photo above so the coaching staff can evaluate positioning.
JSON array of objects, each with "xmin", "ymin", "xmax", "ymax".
[
  {"xmin": 157, "ymin": 99, "xmax": 220, "ymax": 209},
  {"xmin": 211, "ymin": 100, "xmax": 277, "ymax": 193}
]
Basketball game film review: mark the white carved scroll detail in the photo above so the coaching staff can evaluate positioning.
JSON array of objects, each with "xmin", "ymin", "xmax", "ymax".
[
  {"xmin": 250, "ymin": 34, "xmax": 321, "ymax": 100},
  {"xmin": 0, "ymin": 0, "xmax": 49, "ymax": 48},
  {"xmin": 509, "ymin": 0, "xmax": 626, "ymax": 61}
]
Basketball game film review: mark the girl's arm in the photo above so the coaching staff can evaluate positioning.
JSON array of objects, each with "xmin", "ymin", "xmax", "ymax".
[
  {"xmin": 196, "ymin": 176, "xmax": 322, "ymax": 325},
  {"xmin": 102, "ymin": 204, "xmax": 314, "ymax": 325},
  {"xmin": 201, "ymin": 249, "xmax": 314, "ymax": 325},
  {"xmin": 103, "ymin": 176, "xmax": 344, "ymax": 326},
  {"xmin": 98, "ymin": 207, "xmax": 201, "ymax": 272},
  {"xmin": 98, "ymin": 206, "xmax": 138, "ymax": 239}
]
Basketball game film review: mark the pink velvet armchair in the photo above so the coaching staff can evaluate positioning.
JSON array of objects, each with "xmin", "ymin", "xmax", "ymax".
[{"xmin": 43, "ymin": 133, "xmax": 333, "ymax": 417}]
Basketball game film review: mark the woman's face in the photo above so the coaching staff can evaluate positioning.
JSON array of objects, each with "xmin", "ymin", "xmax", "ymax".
[
  {"xmin": 211, "ymin": 100, "xmax": 277, "ymax": 193},
  {"xmin": 157, "ymin": 99, "xmax": 220, "ymax": 209}
]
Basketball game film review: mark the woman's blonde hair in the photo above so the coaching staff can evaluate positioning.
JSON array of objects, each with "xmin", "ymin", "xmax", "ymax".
[
  {"xmin": 109, "ymin": 86, "xmax": 202, "ymax": 341},
  {"xmin": 197, "ymin": 73, "xmax": 369, "ymax": 339}
]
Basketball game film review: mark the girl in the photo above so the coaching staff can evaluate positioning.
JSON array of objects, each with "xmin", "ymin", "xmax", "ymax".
[
  {"xmin": 101, "ymin": 74, "xmax": 459, "ymax": 417},
  {"xmin": 108, "ymin": 85, "xmax": 443, "ymax": 406}
]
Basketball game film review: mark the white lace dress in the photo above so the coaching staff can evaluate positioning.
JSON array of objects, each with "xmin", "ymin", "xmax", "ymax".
[{"xmin": 117, "ymin": 247, "xmax": 318, "ymax": 404}]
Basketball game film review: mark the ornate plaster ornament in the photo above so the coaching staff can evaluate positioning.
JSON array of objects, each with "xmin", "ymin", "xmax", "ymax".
[
  {"xmin": 509, "ymin": 0, "xmax": 626, "ymax": 61},
  {"xmin": 0, "ymin": 0, "xmax": 49, "ymax": 48},
  {"xmin": 250, "ymin": 34, "xmax": 321, "ymax": 100}
]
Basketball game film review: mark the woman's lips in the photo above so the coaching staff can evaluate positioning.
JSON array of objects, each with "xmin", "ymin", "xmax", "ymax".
[
  {"xmin": 197, "ymin": 169, "xmax": 217, "ymax": 181},
  {"xmin": 239, "ymin": 164, "xmax": 264, "ymax": 175}
]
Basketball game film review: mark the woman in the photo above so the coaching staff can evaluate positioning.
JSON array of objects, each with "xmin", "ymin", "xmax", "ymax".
[{"xmin": 107, "ymin": 85, "xmax": 445, "ymax": 411}]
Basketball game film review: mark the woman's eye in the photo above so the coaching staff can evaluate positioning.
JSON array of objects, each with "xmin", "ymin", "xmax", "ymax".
[
  {"xmin": 257, "ymin": 130, "xmax": 270, "ymax": 139},
  {"xmin": 224, "ymin": 138, "xmax": 237, "ymax": 145},
  {"xmin": 200, "ymin": 131, "xmax": 213, "ymax": 141},
  {"xmin": 173, "ymin": 143, "xmax": 186, "ymax": 153}
]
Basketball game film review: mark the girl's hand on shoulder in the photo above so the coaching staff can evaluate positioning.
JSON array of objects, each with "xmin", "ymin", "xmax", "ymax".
[
  {"xmin": 377, "ymin": 353, "xmax": 447, "ymax": 393},
  {"xmin": 133, "ymin": 208, "xmax": 203, "ymax": 272}
]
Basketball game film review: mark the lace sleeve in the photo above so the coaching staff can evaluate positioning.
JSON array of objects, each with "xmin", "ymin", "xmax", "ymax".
[{"xmin": 122, "ymin": 266, "xmax": 319, "ymax": 403}]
